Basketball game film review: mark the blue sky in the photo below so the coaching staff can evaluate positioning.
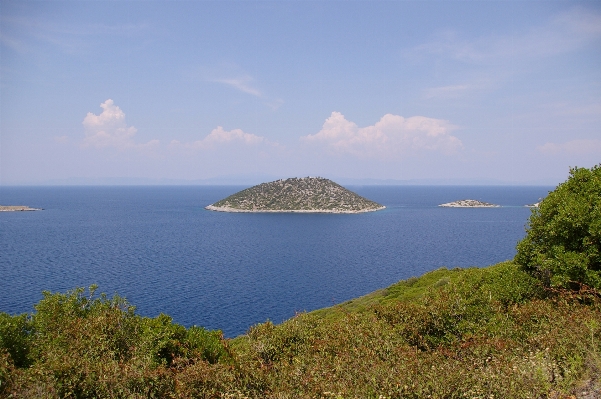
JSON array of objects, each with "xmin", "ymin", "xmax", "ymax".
[{"xmin": 1, "ymin": 1, "xmax": 600, "ymax": 185}]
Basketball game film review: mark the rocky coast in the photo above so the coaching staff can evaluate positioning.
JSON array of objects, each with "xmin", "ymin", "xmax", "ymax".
[
  {"xmin": 0, "ymin": 205, "xmax": 42, "ymax": 211},
  {"xmin": 439, "ymin": 199, "xmax": 500, "ymax": 208},
  {"xmin": 204, "ymin": 204, "xmax": 383, "ymax": 213},
  {"xmin": 206, "ymin": 177, "xmax": 385, "ymax": 213}
]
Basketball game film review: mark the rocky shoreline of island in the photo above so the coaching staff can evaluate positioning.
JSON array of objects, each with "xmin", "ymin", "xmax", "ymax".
[
  {"xmin": 0, "ymin": 205, "xmax": 42, "ymax": 212},
  {"xmin": 204, "ymin": 204, "xmax": 385, "ymax": 213},
  {"xmin": 439, "ymin": 199, "xmax": 500, "ymax": 208},
  {"xmin": 206, "ymin": 177, "xmax": 385, "ymax": 213},
  {"xmin": 0, "ymin": 205, "xmax": 43, "ymax": 212}
]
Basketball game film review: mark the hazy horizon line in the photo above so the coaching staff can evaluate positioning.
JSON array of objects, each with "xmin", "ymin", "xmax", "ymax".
[{"xmin": 0, "ymin": 175, "xmax": 560, "ymax": 187}]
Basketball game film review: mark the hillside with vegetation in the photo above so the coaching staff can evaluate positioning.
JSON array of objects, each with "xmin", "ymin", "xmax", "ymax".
[
  {"xmin": 206, "ymin": 177, "xmax": 385, "ymax": 213},
  {"xmin": 1, "ymin": 165, "xmax": 600, "ymax": 398}
]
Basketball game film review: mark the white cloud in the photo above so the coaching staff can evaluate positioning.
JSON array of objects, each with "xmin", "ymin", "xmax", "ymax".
[
  {"xmin": 169, "ymin": 126, "xmax": 278, "ymax": 152},
  {"xmin": 213, "ymin": 76, "xmax": 262, "ymax": 97},
  {"xmin": 187, "ymin": 63, "xmax": 284, "ymax": 107},
  {"xmin": 82, "ymin": 99, "xmax": 158, "ymax": 151},
  {"xmin": 200, "ymin": 64, "xmax": 262, "ymax": 97},
  {"xmin": 167, "ymin": 127, "xmax": 285, "ymax": 177},
  {"xmin": 302, "ymin": 112, "xmax": 462, "ymax": 159},
  {"xmin": 537, "ymin": 139, "xmax": 601, "ymax": 155}
]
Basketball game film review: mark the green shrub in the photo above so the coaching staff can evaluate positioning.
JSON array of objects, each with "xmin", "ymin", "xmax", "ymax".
[
  {"xmin": 516, "ymin": 164, "xmax": 601, "ymax": 289},
  {"xmin": 0, "ymin": 313, "xmax": 32, "ymax": 368},
  {"xmin": 443, "ymin": 261, "xmax": 544, "ymax": 307},
  {"xmin": 3, "ymin": 286, "xmax": 234, "ymax": 398},
  {"xmin": 30, "ymin": 285, "xmax": 137, "ymax": 364},
  {"xmin": 136, "ymin": 313, "xmax": 187, "ymax": 367},
  {"xmin": 2, "ymin": 268, "xmax": 599, "ymax": 397},
  {"xmin": 0, "ymin": 349, "xmax": 15, "ymax": 395},
  {"xmin": 185, "ymin": 326, "xmax": 231, "ymax": 364}
]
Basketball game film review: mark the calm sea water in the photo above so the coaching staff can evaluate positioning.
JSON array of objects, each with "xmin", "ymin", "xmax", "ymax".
[{"xmin": 0, "ymin": 185, "xmax": 551, "ymax": 337}]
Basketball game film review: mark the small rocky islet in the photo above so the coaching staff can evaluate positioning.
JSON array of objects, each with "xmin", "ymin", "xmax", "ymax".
[
  {"xmin": 438, "ymin": 199, "xmax": 500, "ymax": 208},
  {"xmin": 0, "ymin": 205, "xmax": 42, "ymax": 212},
  {"xmin": 206, "ymin": 177, "xmax": 385, "ymax": 213},
  {"xmin": 439, "ymin": 199, "xmax": 543, "ymax": 208}
]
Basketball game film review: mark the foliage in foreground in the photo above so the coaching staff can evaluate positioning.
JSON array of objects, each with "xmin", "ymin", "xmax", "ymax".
[
  {"xmin": 0, "ymin": 285, "xmax": 231, "ymax": 398},
  {"xmin": 1, "ymin": 263, "xmax": 600, "ymax": 398},
  {"xmin": 516, "ymin": 163, "xmax": 601, "ymax": 289}
]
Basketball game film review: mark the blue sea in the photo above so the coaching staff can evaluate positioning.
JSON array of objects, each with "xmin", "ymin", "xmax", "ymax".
[{"xmin": 0, "ymin": 185, "xmax": 551, "ymax": 337}]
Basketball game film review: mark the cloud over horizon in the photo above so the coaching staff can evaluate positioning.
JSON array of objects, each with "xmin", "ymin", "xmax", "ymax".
[
  {"xmin": 82, "ymin": 99, "xmax": 158, "ymax": 151},
  {"xmin": 169, "ymin": 126, "xmax": 270, "ymax": 150},
  {"xmin": 302, "ymin": 112, "xmax": 462, "ymax": 159},
  {"xmin": 537, "ymin": 139, "xmax": 601, "ymax": 156}
]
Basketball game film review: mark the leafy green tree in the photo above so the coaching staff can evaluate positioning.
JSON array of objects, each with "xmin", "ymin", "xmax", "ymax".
[{"xmin": 516, "ymin": 164, "xmax": 601, "ymax": 289}]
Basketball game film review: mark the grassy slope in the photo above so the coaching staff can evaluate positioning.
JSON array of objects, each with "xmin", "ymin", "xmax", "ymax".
[
  {"xmin": 230, "ymin": 262, "xmax": 601, "ymax": 398},
  {"xmin": 311, "ymin": 267, "xmax": 469, "ymax": 318},
  {"xmin": 2, "ymin": 263, "xmax": 601, "ymax": 398}
]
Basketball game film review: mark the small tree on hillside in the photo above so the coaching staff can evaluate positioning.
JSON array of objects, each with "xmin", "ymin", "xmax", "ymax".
[{"xmin": 515, "ymin": 164, "xmax": 601, "ymax": 289}]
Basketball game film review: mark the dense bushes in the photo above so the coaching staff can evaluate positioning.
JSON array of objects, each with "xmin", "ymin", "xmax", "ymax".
[
  {"xmin": 3, "ymin": 262, "xmax": 598, "ymax": 398},
  {"xmin": 0, "ymin": 313, "xmax": 31, "ymax": 369},
  {"xmin": 516, "ymin": 164, "xmax": 601, "ymax": 289},
  {"xmin": 231, "ymin": 263, "xmax": 600, "ymax": 398},
  {"xmin": 0, "ymin": 286, "xmax": 231, "ymax": 397}
]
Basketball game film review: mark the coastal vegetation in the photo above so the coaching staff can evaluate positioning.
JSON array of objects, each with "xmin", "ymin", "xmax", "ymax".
[
  {"xmin": 1, "ymin": 263, "xmax": 599, "ymax": 398},
  {"xmin": 1, "ymin": 165, "xmax": 600, "ymax": 398},
  {"xmin": 206, "ymin": 177, "xmax": 384, "ymax": 213},
  {"xmin": 516, "ymin": 165, "xmax": 601, "ymax": 290}
]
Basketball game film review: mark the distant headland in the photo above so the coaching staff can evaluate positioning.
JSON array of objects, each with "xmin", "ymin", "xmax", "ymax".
[
  {"xmin": 206, "ymin": 177, "xmax": 385, "ymax": 213},
  {"xmin": 439, "ymin": 199, "xmax": 500, "ymax": 208},
  {"xmin": 0, "ymin": 205, "xmax": 42, "ymax": 212}
]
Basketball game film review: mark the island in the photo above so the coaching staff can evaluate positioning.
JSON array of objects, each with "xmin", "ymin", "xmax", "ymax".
[
  {"xmin": 439, "ymin": 199, "xmax": 500, "ymax": 208},
  {"xmin": 205, "ymin": 177, "xmax": 385, "ymax": 213},
  {"xmin": 0, "ymin": 205, "xmax": 42, "ymax": 211}
]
